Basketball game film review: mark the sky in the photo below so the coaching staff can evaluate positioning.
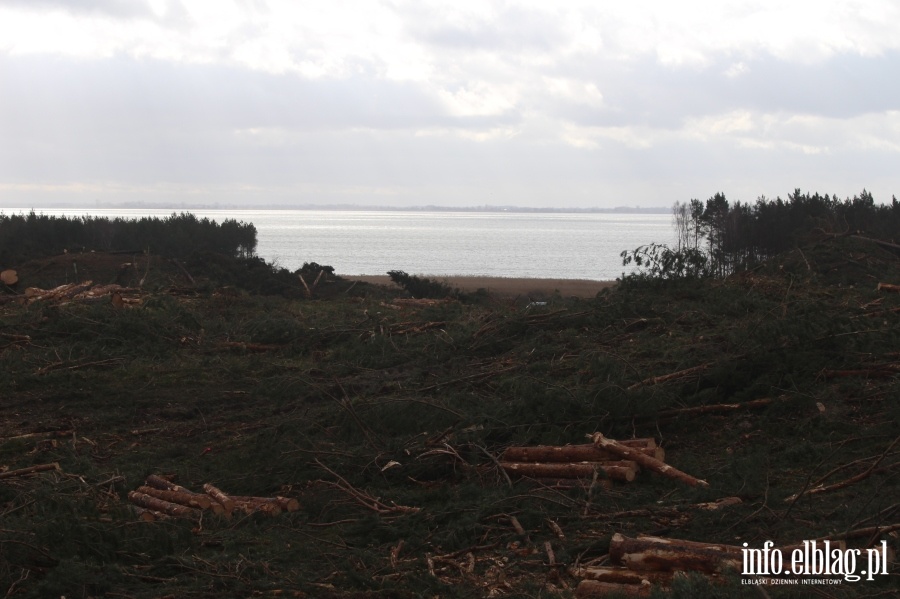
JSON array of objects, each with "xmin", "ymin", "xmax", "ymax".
[{"xmin": 1, "ymin": 0, "xmax": 899, "ymax": 209}]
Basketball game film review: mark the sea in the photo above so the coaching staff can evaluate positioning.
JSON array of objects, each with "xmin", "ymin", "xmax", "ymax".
[{"xmin": 3, "ymin": 208, "xmax": 676, "ymax": 280}]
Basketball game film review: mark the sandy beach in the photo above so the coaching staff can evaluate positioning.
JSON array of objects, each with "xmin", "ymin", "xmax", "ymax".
[{"xmin": 342, "ymin": 275, "xmax": 616, "ymax": 298}]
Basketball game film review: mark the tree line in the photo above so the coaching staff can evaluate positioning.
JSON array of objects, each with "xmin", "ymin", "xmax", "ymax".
[
  {"xmin": 623, "ymin": 189, "xmax": 900, "ymax": 281},
  {"xmin": 0, "ymin": 211, "xmax": 257, "ymax": 266}
]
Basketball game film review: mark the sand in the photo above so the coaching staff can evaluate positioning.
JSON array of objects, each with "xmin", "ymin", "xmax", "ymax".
[{"xmin": 342, "ymin": 275, "xmax": 616, "ymax": 298}]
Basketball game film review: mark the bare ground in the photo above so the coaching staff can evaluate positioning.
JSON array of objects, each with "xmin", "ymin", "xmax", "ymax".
[{"xmin": 342, "ymin": 274, "xmax": 616, "ymax": 298}]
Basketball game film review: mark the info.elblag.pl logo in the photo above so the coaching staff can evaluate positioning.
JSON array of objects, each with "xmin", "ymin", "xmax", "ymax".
[{"xmin": 741, "ymin": 540, "xmax": 891, "ymax": 584}]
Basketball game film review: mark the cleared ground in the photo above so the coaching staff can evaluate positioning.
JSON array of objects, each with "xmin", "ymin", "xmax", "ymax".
[{"xmin": 342, "ymin": 274, "xmax": 616, "ymax": 298}]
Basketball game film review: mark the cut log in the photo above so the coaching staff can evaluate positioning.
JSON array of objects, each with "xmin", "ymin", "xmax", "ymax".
[
  {"xmin": 127, "ymin": 491, "xmax": 201, "ymax": 519},
  {"xmin": 573, "ymin": 566, "xmax": 677, "ymax": 585},
  {"xmin": 136, "ymin": 485, "xmax": 211, "ymax": 510},
  {"xmin": 0, "ymin": 269, "xmax": 17, "ymax": 285},
  {"xmin": 132, "ymin": 506, "xmax": 171, "ymax": 522},
  {"xmin": 877, "ymin": 283, "xmax": 900, "ymax": 293},
  {"xmin": 501, "ymin": 461, "xmax": 637, "ymax": 482},
  {"xmin": 274, "ymin": 496, "xmax": 301, "ymax": 512},
  {"xmin": 143, "ymin": 476, "xmax": 227, "ymax": 516},
  {"xmin": 608, "ymin": 533, "xmax": 742, "ymax": 574},
  {"xmin": 232, "ymin": 497, "xmax": 282, "ymax": 516},
  {"xmin": 203, "ymin": 483, "xmax": 235, "ymax": 515},
  {"xmin": 144, "ymin": 474, "xmax": 180, "ymax": 491},
  {"xmin": 576, "ymin": 580, "xmax": 653, "ymax": 598},
  {"xmin": 503, "ymin": 443, "xmax": 663, "ymax": 464},
  {"xmin": 0, "ymin": 462, "xmax": 61, "ymax": 479},
  {"xmin": 590, "ymin": 434, "xmax": 707, "ymax": 487}
]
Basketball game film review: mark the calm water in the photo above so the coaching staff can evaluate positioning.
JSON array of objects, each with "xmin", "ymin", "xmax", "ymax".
[{"xmin": 5, "ymin": 208, "xmax": 675, "ymax": 280}]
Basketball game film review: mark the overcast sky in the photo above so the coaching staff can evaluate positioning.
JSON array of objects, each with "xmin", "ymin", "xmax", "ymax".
[{"xmin": 1, "ymin": 0, "xmax": 898, "ymax": 209}]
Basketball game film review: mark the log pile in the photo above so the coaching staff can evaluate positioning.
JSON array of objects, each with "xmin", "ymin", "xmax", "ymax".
[
  {"xmin": 572, "ymin": 533, "xmax": 854, "ymax": 596},
  {"xmin": 572, "ymin": 533, "xmax": 743, "ymax": 597},
  {"xmin": 499, "ymin": 436, "xmax": 709, "ymax": 488},
  {"xmin": 127, "ymin": 475, "xmax": 300, "ymax": 521}
]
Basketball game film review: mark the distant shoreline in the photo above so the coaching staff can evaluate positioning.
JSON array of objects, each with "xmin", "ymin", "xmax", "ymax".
[{"xmin": 343, "ymin": 275, "xmax": 616, "ymax": 298}]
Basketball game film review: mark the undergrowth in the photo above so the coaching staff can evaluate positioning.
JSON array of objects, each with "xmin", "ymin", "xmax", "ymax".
[{"xmin": 1, "ymin": 235, "xmax": 899, "ymax": 597}]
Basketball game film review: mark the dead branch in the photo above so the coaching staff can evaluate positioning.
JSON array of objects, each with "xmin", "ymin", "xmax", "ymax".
[
  {"xmin": 655, "ymin": 397, "xmax": 776, "ymax": 418},
  {"xmin": 785, "ymin": 435, "xmax": 900, "ymax": 502},
  {"xmin": 821, "ymin": 368, "xmax": 898, "ymax": 379},
  {"xmin": 0, "ymin": 430, "xmax": 73, "ymax": 442},
  {"xmin": 0, "ymin": 462, "xmax": 61, "ymax": 479},
  {"xmin": 590, "ymin": 433, "xmax": 708, "ymax": 487},
  {"xmin": 501, "ymin": 461, "xmax": 638, "ymax": 482},
  {"xmin": 816, "ymin": 522, "xmax": 900, "ymax": 541},
  {"xmin": 170, "ymin": 258, "xmax": 196, "ymax": 285},
  {"xmin": 627, "ymin": 362, "xmax": 713, "ymax": 391},
  {"xmin": 315, "ymin": 459, "xmax": 419, "ymax": 516},
  {"xmin": 546, "ymin": 519, "xmax": 566, "ymax": 540},
  {"xmin": 35, "ymin": 357, "xmax": 124, "ymax": 375},
  {"xmin": 502, "ymin": 441, "xmax": 663, "ymax": 463},
  {"xmin": 851, "ymin": 234, "xmax": 900, "ymax": 253}
]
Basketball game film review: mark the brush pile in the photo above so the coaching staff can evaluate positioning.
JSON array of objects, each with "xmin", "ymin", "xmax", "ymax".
[{"xmin": 20, "ymin": 281, "xmax": 143, "ymax": 307}]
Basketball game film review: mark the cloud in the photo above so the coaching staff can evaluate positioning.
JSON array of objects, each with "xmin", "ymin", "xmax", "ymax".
[
  {"xmin": 1, "ymin": 0, "xmax": 899, "ymax": 208},
  {"xmin": 0, "ymin": 0, "xmax": 156, "ymax": 19}
]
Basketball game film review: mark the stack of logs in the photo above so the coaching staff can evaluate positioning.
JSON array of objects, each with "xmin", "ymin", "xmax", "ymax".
[
  {"xmin": 128, "ymin": 475, "xmax": 299, "ymax": 521},
  {"xmin": 572, "ymin": 533, "xmax": 847, "ymax": 597},
  {"xmin": 573, "ymin": 533, "xmax": 742, "ymax": 597},
  {"xmin": 500, "ymin": 434, "xmax": 708, "ymax": 488}
]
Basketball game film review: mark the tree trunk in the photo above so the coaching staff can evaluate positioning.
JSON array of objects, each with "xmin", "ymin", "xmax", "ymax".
[
  {"xmin": 232, "ymin": 497, "xmax": 282, "ymax": 516},
  {"xmin": 608, "ymin": 533, "xmax": 742, "ymax": 574},
  {"xmin": 203, "ymin": 483, "xmax": 235, "ymax": 515},
  {"xmin": 127, "ymin": 491, "xmax": 201, "ymax": 519},
  {"xmin": 573, "ymin": 566, "xmax": 677, "ymax": 585},
  {"xmin": 590, "ymin": 434, "xmax": 707, "ymax": 487},
  {"xmin": 136, "ymin": 485, "xmax": 211, "ymax": 510}
]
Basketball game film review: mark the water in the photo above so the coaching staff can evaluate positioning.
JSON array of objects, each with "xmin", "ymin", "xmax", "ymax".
[{"xmin": 2, "ymin": 208, "xmax": 675, "ymax": 280}]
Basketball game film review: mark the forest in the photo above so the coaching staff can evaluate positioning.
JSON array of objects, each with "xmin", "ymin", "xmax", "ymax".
[
  {"xmin": 623, "ymin": 189, "xmax": 900, "ymax": 282},
  {"xmin": 0, "ymin": 211, "xmax": 257, "ymax": 266}
]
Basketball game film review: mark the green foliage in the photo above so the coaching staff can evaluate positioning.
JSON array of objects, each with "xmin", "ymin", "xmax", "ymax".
[
  {"xmin": 387, "ymin": 269, "xmax": 458, "ymax": 299},
  {"xmin": 655, "ymin": 189, "xmax": 900, "ymax": 282},
  {"xmin": 619, "ymin": 243, "xmax": 710, "ymax": 285}
]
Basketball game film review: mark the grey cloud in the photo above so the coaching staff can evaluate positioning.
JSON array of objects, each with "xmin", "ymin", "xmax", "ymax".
[
  {"xmin": 0, "ymin": 0, "xmax": 156, "ymax": 19},
  {"xmin": 548, "ymin": 51, "xmax": 900, "ymax": 129},
  {"xmin": 410, "ymin": 5, "xmax": 566, "ymax": 53},
  {"xmin": 0, "ymin": 55, "xmax": 521, "ymax": 186}
]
